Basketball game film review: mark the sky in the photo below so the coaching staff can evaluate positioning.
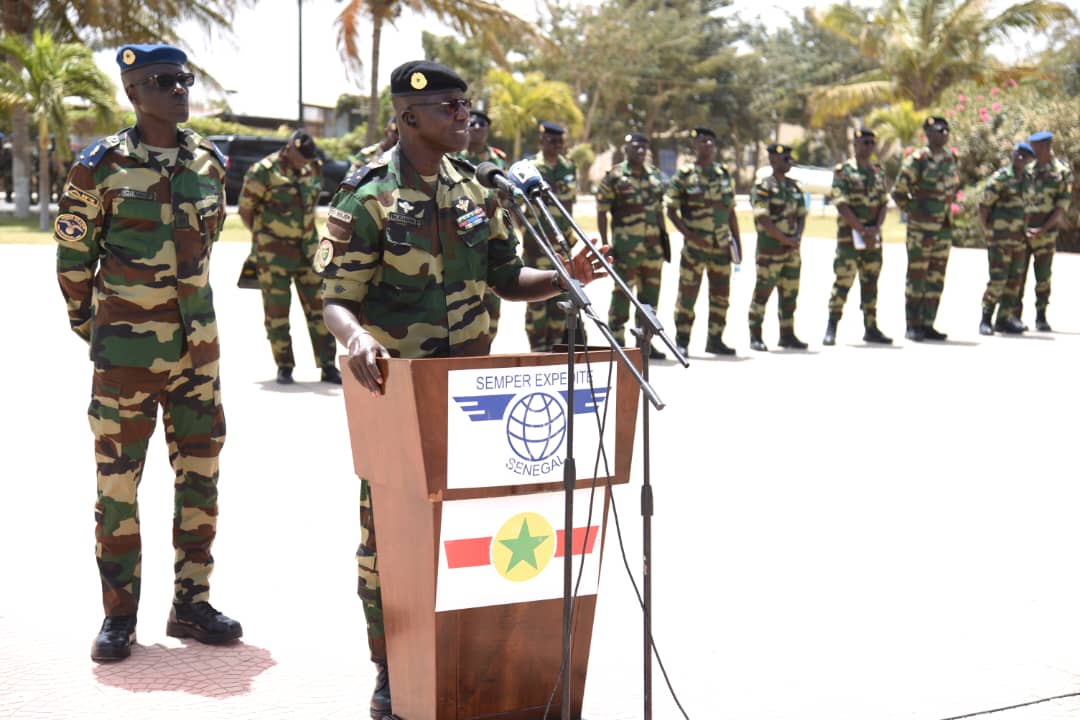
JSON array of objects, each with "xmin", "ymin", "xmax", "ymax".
[{"xmin": 93, "ymin": 0, "xmax": 1078, "ymax": 121}]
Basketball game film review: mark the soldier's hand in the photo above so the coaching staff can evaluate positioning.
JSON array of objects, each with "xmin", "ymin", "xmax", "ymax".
[
  {"xmin": 346, "ymin": 330, "xmax": 389, "ymax": 395},
  {"xmin": 567, "ymin": 241, "xmax": 611, "ymax": 286}
]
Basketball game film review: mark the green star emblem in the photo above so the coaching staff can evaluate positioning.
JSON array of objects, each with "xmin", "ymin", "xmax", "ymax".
[{"xmin": 498, "ymin": 518, "xmax": 549, "ymax": 573}]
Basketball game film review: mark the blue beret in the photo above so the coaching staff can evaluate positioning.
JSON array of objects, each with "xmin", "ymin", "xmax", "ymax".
[
  {"xmin": 116, "ymin": 44, "xmax": 187, "ymax": 73},
  {"xmin": 624, "ymin": 132, "xmax": 648, "ymax": 144},
  {"xmin": 1016, "ymin": 142, "xmax": 1035, "ymax": 156},
  {"xmin": 1028, "ymin": 131, "xmax": 1053, "ymax": 143},
  {"xmin": 389, "ymin": 60, "xmax": 466, "ymax": 96},
  {"xmin": 539, "ymin": 121, "xmax": 566, "ymax": 135}
]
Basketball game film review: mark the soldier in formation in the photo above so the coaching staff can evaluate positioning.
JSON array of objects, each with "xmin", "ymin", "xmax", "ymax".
[
  {"xmin": 315, "ymin": 61, "xmax": 609, "ymax": 719},
  {"xmin": 238, "ymin": 130, "xmax": 340, "ymax": 384},
  {"xmin": 596, "ymin": 132, "xmax": 669, "ymax": 359},
  {"xmin": 666, "ymin": 126, "xmax": 740, "ymax": 356},
  {"xmin": 823, "ymin": 128, "xmax": 892, "ymax": 346},
  {"xmin": 54, "ymin": 43, "xmax": 241, "ymax": 664},
  {"xmin": 351, "ymin": 118, "xmax": 399, "ymax": 172},
  {"xmin": 748, "ymin": 143, "xmax": 807, "ymax": 352}
]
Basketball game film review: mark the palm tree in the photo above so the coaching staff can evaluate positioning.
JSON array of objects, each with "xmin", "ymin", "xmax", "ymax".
[
  {"xmin": 865, "ymin": 101, "xmax": 928, "ymax": 157},
  {"xmin": 808, "ymin": 0, "xmax": 1076, "ymax": 125},
  {"xmin": 0, "ymin": 29, "xmax": 115, "ymax": 230},
  {"xmin": 334, "ymin": 0, "xmax": 539, "ymax": 144},
  {"xmin": 483, "ymin": 69, "xmax": 582, "ymax": 160}
]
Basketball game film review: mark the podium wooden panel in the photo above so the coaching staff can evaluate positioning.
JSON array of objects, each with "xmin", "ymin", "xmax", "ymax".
[{"xmin": 341, "ymin": 350, "xmax": 641, "ymax": 720}]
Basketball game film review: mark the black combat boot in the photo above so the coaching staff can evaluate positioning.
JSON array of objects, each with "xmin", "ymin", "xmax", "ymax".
[
  {"xmin": 995, "ymin": 316, "xmax": 1025, "ymax": 334},
  {"xmin": 979, "ymin": 309, "xmax": 994, "ymax": 336},
  {"xmin": 904, "ymin": 326, "xmax": 925, "ymax": 342},
  {"xmin": 276, "ymin": 366, "xmax": 294, "ymax": 384},
  {"xmin": 777, "ymin": 332, "xmax": 808, "ymax": 350},
  {"xmin": 1036, "ymin": 309, "xmax": 1052, "ymax": 332},
  {"xmin": 922, "ymin": 326, "xmax": 948, "ymax": 341},
  {"xmin": 91, "ymin": 615, "xmax": 137, "ymax": 662},
  {"xmin": 862, "ymin": 326, "xmax": 893, "ymax": 344},
  {"xmin": 749, "ymin": 332, "xmax": 768, "ymax": 352},
  {"xmin": 166, "ymin": 601, "xmax": 243, "ymax": 644},
  {"xmin": 371, "ymin": 659, "xmax": 392, "ymax": 719},
  {"xmin": 822, "ymin": 320, "xmax": 837, "ymax": 346},
  {"xmin": 321, "ymin": 365, "xmax": 342, "ymax": 384}
]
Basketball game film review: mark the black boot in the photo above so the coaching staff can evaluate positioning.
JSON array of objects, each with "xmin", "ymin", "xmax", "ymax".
[
  {"xmin": 777, "ymin": 332, "xmax": 808, "ymax": 350},
  {"xmin": 91, "ymin": 615, "xmax": 137, "ymax": 662},
  {"xmin": 995, "ymin": 316, "xmax": 1025, "ymax": 334},
  {"xmin": 321, "ymin": 365, "xmax": 342, "ymax": 384},
  {"xmin": 371, "ymin": 660, "xmax": 392, "ymax": 719},
  {"xmin": 904, "ymin": 326, "xmax": 925, "ymax": 342},
  {"xmin": 1036, "ymin": 309, "xmax": 1052, "ymax": 332},
  {"xmin": 749, "ymin": 332, "xmax": 768, "ymax": 352},
  {"xmin": 704, "ymin": 338, "xmax": 736, "ymax": 356},
  {"xmin": 979, "ymin": 309, "xmax": 994, "ymax": 336},
  {"xmin": 922, "ymin": 326, "xmax": 948, "ymax": 341},
  {"xmin": 276, "ymin": 366, "xmax": 294, "ymax": 384},
  {"xmin": 822, "ymin": 320, "xmax": 837, "ymax": 346},
  {"xmin": 166, "ymin": 601, "xmax": 243, "ymax": 644},
  {"xmin": 862, "ymin": 326, "xmax": 893, "ymax": 344}
]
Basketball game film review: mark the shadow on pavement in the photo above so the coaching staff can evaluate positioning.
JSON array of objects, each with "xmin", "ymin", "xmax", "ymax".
[
  {"xmin": 254, "ymin": 380, "xmax": 341, "ymax": 397},
  {"xmin": 93, "ymin": 640, "xmax": 276, "ymax": 697}
]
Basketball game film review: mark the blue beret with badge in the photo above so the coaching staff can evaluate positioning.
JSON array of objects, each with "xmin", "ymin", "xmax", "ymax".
[
  {"xmin": 624, "ymin": 132, "xmax": 648, "ymax": 145},
  {"xmin": 1016, "ymin": 142, "xmax": 1035, "ymax": 156},
  {"xmin": 116, "ymin": 44, "xmax": 187, "ymax": 73},
  {"xmin": 389, "ymin": 60, "xmax": 467, "ymax": 96},
  {"xmin": 539, "ymin": 121, "xmax": 566, "ymax": 136},
  {"xmin": 1028, "ymin": 130, "xmax": 1053, "ymax": 143}
]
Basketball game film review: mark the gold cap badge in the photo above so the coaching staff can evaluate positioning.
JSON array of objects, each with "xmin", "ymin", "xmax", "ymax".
[
  {"xmin": 410, "ymin": 72, "xmax": 428, "ymax": 90},
  {"xmin": 122, "ymin": 49, "xmax": 136, "ymax": 65}
]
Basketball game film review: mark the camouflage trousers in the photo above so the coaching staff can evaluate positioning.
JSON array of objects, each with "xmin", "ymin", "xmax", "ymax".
[
  {"xmin": 982, "ymin": 236, "xmax": 1025, "ymax": 318},
  {"xmin": 673, "ymin": 243, "xmax": 731, "ymax": 348},
  {"xmin": 828, "ymin": 242, "xmax": 882, "ymax": 328},
  {"xmin": 484, "ymin": 289, "xmax": 502, "ymax": 341},
  {"xmin": 524, "ymin": 252, "xmax": 571, "ymax": 352},
  {"xmin": 88, "ymin": 354, "xmax": 225, "ymax": 616},
  {"xmin": 1018, "ymin": 229, "xmax": 1057, "ymax": 316},
  {"xmin": 609, "ymin": 253, "xmax": 664, "ymax": 346},
  {"xmin": 904, "ymin": 226, "xmax": 951, "ymax": 328},
  {"xmin": 257, "ymin": 252, "xmax": 336, "ymax": 370},
  {"xmin": 357, "ymin": 477, "xmax": 386, "ymax": 661},
  {"xmin": 748, "ymin": 249, "xmax": 801, "ymax": 335}
]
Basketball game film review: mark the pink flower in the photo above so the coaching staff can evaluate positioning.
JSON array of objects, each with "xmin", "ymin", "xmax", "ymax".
[
  {"xmin": 951, "ymin": 203, "xmax": 961, "ymax": 215},
  {"xmin": 991, "ymin": 102, "xmax": 1001, "ymax": 112},
  {"xmin": 990, "ymin": 87, "xmax": 1000, "ymax": 95},
  {"xmin": 958, "ymin": 94, "xmax": 967, "ymax": 102},
  {"xmin": 1008, "ymin": 78, "xmax": 1018, "ymax": 87},
  {"xmin": 951, "ymin": 146, "xmax": 959, "ymax": 154},
  {"xmin": 976, "ymin": 95, "xmax": 984, "ymax": 101},
  {"xmin": 946, "ymin": 109, "xmax": 955, "ymax": 117},
  {"xmin": 957, "ymin": 104, "xmax": 965, "ymax": 111},
  {"xmin": 956, "ymin": 190, "xmax": 965, "ymax": 201}
]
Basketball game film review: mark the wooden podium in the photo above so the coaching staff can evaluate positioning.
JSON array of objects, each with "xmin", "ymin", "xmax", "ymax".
[{"xmin": 341, "ymin": 350, "xmax": 641, "ymax": 720}]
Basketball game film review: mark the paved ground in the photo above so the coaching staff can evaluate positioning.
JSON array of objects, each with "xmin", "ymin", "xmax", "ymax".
[{"xmin": 2, "ymin": 225, "xmax": 1080, "ymax": 720}]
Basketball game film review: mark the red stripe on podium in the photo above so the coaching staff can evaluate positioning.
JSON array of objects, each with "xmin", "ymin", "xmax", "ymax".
[
  {"xmin": 444, "ymin": 537, "xmax": 492, "ymax": 568},
  {"xmin": 555, "ymin": 526, "xmax": 599, "ymax": 558}
]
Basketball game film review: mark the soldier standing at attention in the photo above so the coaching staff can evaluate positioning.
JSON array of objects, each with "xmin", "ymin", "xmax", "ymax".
[
  {"xmin": 315, "ymin": 60, "xmax": 609, "ymax": 720},
  {"xmin": 823, "ymin": 129, "xmax": 892, "ymax": 346},
  {"xmin": 977, "ymin": 142, "xmax": 1035, "ymax": 335},
  {"xmin": 891, "ymin": 116, "xmax": 959, "ymax": 342},
  {"xmin": 457, "ymin": 108, "xmax": 508, "ymax": 340},
  {"xmin": 523, "ymin": 121, "xmax": 579, "ymax": 351},
  {"xmin": 597, "ymin": 132, "xmax": 669, "ymax": 359},
  {"xmin": 748, "ymin": 143, "xmax": 807, "ymax": 352},
  {"xmin": 1018, "ymin": 130, "xmax": 1073, "ymax": 332},
  {"xmin": 54, "ymin": 44, "xmax": 242, "ymax": 663},
  {"xmin": 238, "ymin": 130, "xmax": 340, "ymax": 384},
  {"xmin": 666, "ymin": 127, "xmax": 740, "ymax": 356}
]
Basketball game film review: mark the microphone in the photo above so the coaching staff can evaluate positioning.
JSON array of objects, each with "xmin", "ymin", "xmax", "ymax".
[
  {"xmin": 508, "ymin": 160, "xmax": 549, "ymax": 195},
  {"xmin": 475, "ymin": 162, "xmax": 522, "ymax": 197}
]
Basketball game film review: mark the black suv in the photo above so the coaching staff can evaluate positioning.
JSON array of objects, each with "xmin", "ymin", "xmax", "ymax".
[{"xmin": 207, "ymin": 134, "xmax": 350, "ymax": 205}]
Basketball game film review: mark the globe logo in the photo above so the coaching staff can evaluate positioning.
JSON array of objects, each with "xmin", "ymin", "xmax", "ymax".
[{"xmin": 505, "ymin": 392, "xmax": 566, "ymax": 462}]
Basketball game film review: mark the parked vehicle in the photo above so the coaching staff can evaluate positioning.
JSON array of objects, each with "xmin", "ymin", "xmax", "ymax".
[{"xmin": 207, "ymin": 134, "xmax": 350, "ymax": 205}]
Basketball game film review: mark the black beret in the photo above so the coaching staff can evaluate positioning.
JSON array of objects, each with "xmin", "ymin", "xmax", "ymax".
[
  {"xmin": 766, "ymin": 142, "xmax": 792, "ymax": 156},
  {"xmin": 389, "ymin": 60, "xmax": 467, "ymax": 96},
  {"xmin": 624, "ymin": 132, "xmax": 648, "ymax": 144},
  {"xmin": 853, "ymin": 128, "xmax": 876, "ymax": 139},
  {"xmin": 470, "ymin": 110, "xmax": 491, "ymax": 125},
  {"xmin": 690, "ymin": 127, "xmax": 716, "ymax": 139},
  {"xmin": 539, "ymin": 121, "xmax": 566, "ymax": 135},
  {"xmin": 923, "ymin": 116, "xmax": 949, "ymax": 130},
  {"xmin": 287, "ymin": 129, "xmax": 317, "ymax": 159},
  {"xmin": 116, "ymin": 44, "xmax": 187, "ymax": 73}
]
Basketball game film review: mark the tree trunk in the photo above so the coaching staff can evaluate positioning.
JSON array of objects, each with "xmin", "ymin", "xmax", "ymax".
[
  {"xmin": 4, "ymin": 0, "xmax": 32, "ymax": 218},
  {"xmin": 365, "ymin": 12, "xmax": 384, "ymax": 145},
  {"xmin": 38, "ymin": 116, "xmax": 50, "ymax": 231},
  {"xmin": 581, "ymin": 84, "xmax": 602, "ymax": 143}
]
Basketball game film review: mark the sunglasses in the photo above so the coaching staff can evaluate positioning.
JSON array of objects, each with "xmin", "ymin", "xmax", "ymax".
[
  {"xmin": 408, "ymin": 97, "xmax": 472, "ymax": 115},
  {"xmin": 468, "ymin": 120, "xmax": 489, "ymax": 128},
  {"xmin": 130, "ymin": 72, "xmax": 196, "ymax": 91}
]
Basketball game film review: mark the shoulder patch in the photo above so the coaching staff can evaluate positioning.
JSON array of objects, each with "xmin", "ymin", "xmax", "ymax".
[
  {"xmin": 340, "ymin": 162, "xmax": 387, "ymax": 191},
  {"xmin": 54, "ymin": 213, "xmax": 88, "ymax": 242},
  {"xmin": 447, "ymin": 155, "xmax": 476, "ymax": 176},
  {"xmin": 77, "ymin": 130, "xmax": 128, "ymax": 170}
]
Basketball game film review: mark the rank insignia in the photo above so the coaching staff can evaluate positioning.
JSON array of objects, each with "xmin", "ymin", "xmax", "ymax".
[
  {"xmin": 63, "ymin": 184, "xmax": 100, "ymax": 208},
  {"xmin": 456, "ymin": 205, "xmax": 487, "ymax": 230},
  {"xmin": 54, "ymin": 213, "xmax": 88, "ymax": 242},
  {"xmin": 454, "ymin": 197, "xmax": 473, "ymax": 213}
]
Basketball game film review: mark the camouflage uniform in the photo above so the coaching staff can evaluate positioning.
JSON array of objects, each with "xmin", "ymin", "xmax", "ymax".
[
  {"xmin": 748, "ymin": 174, "xmax": 806, "ymax": 336},
  {"xmin": 240, "ymin": 150, "xmax": 336, "ymax": 371},
  {"xmin": 54, "ymin": 126, "xmax": 227, "ymax": 617},
  {"xmin": 667, "ymin": 160, "xmax": 736, "ymax": 350},
  {"xmin": 979, "ymin": 162, "xmax": 1028, "ymax": 321},
  {"xmin": 828, "ymin": 158, "xmax": 888, "ymax": 328},
  {"xmin": 316, "ymin": 146, "xmax": 523, "ymax": 659},
  {"xmin": 524, "ymin": 153, "xmax": 578, "ymax": 351},
  {"xmin": 457, "ymin": 145, "xmax": 510, "ymax": 340},
  {"xmin": 1018, "ymin": 156, "xmax": 1073, "ymax": 317},
  {"xmin": 891, "ymin": 147, "xmax": 960, "ymax": 329},
  {"xmin": 596, "ymin": 160, "xmax": 665, "ymax": 345}
]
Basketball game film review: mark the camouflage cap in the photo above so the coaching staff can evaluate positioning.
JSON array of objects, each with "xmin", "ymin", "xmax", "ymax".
[
  {"xmin": 287, "ymin": 129, "xmax": 317, "ymax": 159},
  {"xmin": 923, "ymin": 116, "xmax": 949, "ymax": 130},
  {"xmin": 766, "ymin": 142, "xmax": 792, "ymax": 156},
  {"xmin": 389, "ymin": 60, "xmax": 467, "ymax": 96},
  {"xmin": 1027, "ymin": 130, "xmax": 1053, "ymax": 143},
  {"xmin": 116, "ymin": 44, "xmax": 187, "ymax": 73}
]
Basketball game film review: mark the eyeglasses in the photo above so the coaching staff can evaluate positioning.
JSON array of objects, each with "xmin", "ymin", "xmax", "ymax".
[
  {"xmin": 129, "ymin": 72, "xmax": 196, "ymax": 91},
  {"xmin": 408, "ymin": 97, "xmax": 472, "ymax": 115}
]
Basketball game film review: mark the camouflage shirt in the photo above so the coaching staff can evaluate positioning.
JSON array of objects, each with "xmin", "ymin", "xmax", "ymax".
[
  {"xmin": 240, "ymin": 150, "xmax": 322, "ymax": 261},
  {"xmin": 596, "ymin": 161, "xmax": 665, "ymax": 254},
  {"xmin": 317, "ymin": 146, "xmax": 523, "ymax": 359},
  {"xmin": 55, "ymin": 126, "xmax": 226, "ymax": 370},
  {"xmin": 751, "ymin": 174, "xmax": 806, "ymax": 253},
  {"xmin": 530, "ymin": 153, "xmax": 577, "ymax": 238},
  {"xmin": 980, "ymin": 163, "xmax": 1028, "ymax": 242},
  {"xmin": 891, "ymin": 146, "xmax": 960, "ymax": 230},
  {"xmin": 457, "ymin": 146, "xmax": 508, "ymax": 170},
  {"xmin": 666, "ymin": 161, "xmax": 735, "ymax": 249},
  {"xmin": 831, "ymin": 157, "xmax": 887, "ymax": 241},
  {"xmin": 1026, "ymin": 156, "xmax": 1073, "ymax": 226}
]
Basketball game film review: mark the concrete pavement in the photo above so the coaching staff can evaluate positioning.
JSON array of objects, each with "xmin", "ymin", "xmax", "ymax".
[{"xmin": 2, "ymin": 229, "xmax": 1080, "ymax": 719}]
